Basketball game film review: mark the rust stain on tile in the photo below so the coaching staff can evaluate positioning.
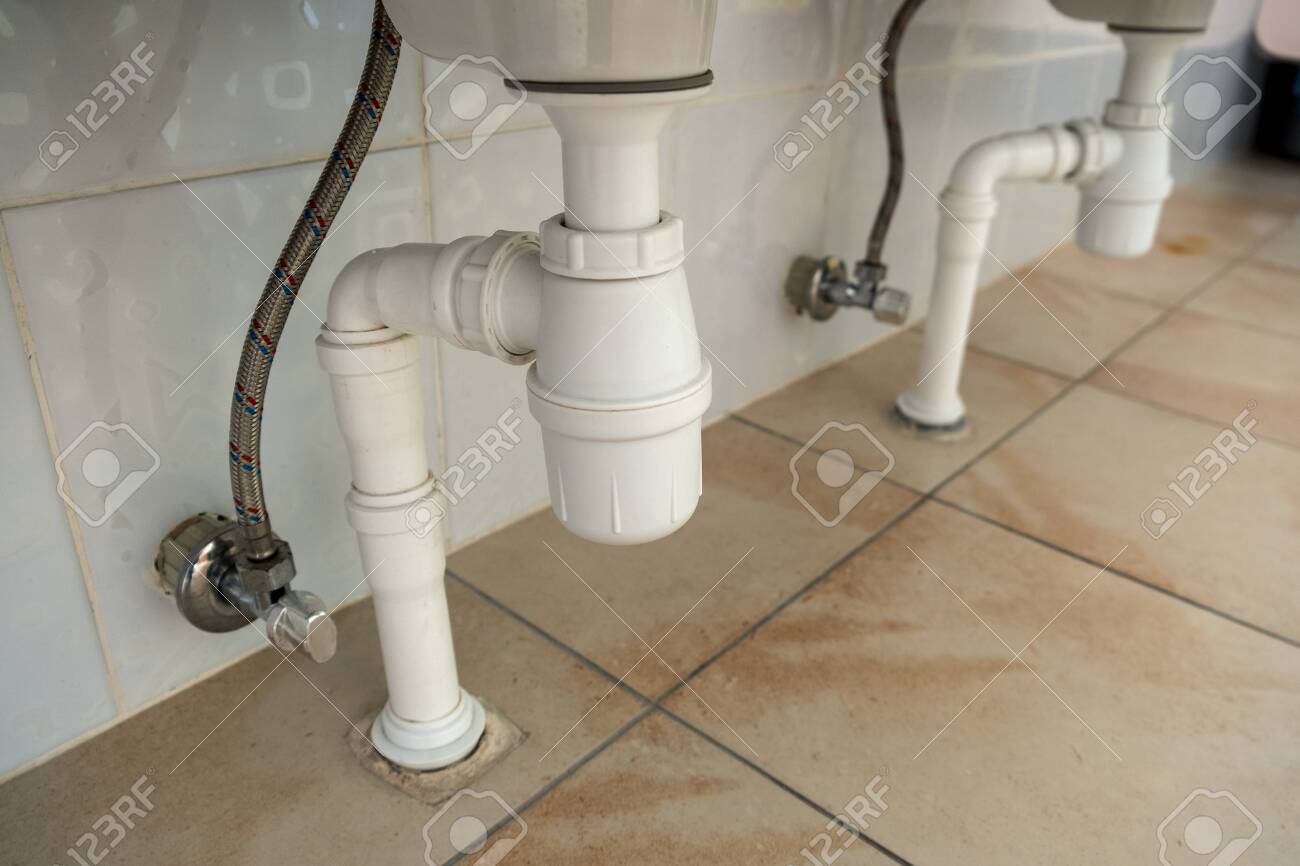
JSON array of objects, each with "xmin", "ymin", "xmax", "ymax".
[
  {"xmin": 528, "ymin": 767, "xmax": 738, "ymax": 821},
  {"xmin": 1160, "ymin": 234, "xmax": 1211, "ymax": 256}
]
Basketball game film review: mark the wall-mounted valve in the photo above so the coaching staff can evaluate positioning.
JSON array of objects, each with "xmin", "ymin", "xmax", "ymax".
[
  {"xmin": 785, "ymin": 255, "xmax": 911, "ymax": 325},
  {"xmin": 154, "ymin": 514, "xmax": 337, "ymax": 663}
]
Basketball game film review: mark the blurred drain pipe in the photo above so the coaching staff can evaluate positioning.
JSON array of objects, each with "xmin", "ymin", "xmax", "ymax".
[{"xmin": 895, "ymin": 28, "xmax": 1191, "ymax": 432}]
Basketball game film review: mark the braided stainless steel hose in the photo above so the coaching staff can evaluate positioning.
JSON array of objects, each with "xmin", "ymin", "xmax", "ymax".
[
  {"xmin": 864, "ymin": 0, "xmax": 929, "ymax": 266},
  {"xmin": 229, "ymin": 1, "xmax": 401, "ymax": 560}
]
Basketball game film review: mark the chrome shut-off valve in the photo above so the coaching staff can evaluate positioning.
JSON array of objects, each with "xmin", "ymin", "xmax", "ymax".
[
  {"xmin": 154, "ymin": 513, "xmax": 337, "ymax": 663},
  {"xmin": 785, "ymin": 255, "xmax": 911, "ymax": 325}
]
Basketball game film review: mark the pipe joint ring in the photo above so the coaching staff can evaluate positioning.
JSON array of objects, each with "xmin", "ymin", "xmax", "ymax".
[
  {"xmin": 458, "ymin": 230, "xmax": 540, "ymax": 365},
  {"xmin": 316, "ymin": 330, "xmax": 419, "ymax": 377},
  {"xmin": 1042, "ymin": 123, "xmax": 1079, "ymax": 181},
  {"xmin": 539, "ymin": 211, "xmax": 685, "ymax": 280},
  {"xmin": 939, "ymin": 189, "xmax": 998, "ymax": 222},
  {"xmin": 345, "ymin": 474, "xmax": 444, "ymax": 537},
  {"xmin": 1063, "ymin": 117, "xmax": 1108, "ymax": 182},
  {"xmin": 1103, "ymin": 99, "xmax": 1161, "ymax": 130}
]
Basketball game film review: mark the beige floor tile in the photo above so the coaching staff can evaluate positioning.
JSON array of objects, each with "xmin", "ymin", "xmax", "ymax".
[
  {"xmin": 967, "ymin": 268, "xmax": 1164, "ymax": 378},
  {"xmin": 1090, "ymin": 309, "xmax": 1300, "ymax": 449},
  {"xmin": 942, "ymin": 384, "xmax": 1300, "ymax": 643},
  {"xmin": 473, "ymin": 712, "xmax": 896, "ymax": 866},
  {"xmin": 1193, "ymin": 157, "xmax": 1300, "ymax": 210},
  {"xmin": 1255, "ymin": 215, "xmax": 1300, "ymax": 271},
  {"xmin": 665, "ymin": 501, "xmax": 1300, "ymax": 865},
  {"xmin": 0, "ymin": 583, "xmax": 644, "ymax": 866},
  {"xmin": 737, "ymin": 330, "xmax": 1068, "ymax": 492},
  {"xmin": 1035, "ymin": 239, "xmax": 1232, "ymax": 306},
  {"xmin": 1187, "ymin": 258, "xmax": 1300, "ymax": 339},
  {"xmin": 1156, "ymin": 186, "xmax": 1292, "ymax": 257},
  {"xmin": 450, "ymin": 419, "xmax": 919, "ymax": 699}
]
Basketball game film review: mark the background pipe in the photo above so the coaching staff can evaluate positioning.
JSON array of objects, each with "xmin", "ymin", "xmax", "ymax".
[{"xmin": 896, "ymin": 123, "xmax": 1119, "ymax": 429}]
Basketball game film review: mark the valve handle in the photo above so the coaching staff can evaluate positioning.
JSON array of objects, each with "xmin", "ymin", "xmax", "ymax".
[{"xmin": 264, "ymin": 590, "xmax": 337, "ymax": 664}]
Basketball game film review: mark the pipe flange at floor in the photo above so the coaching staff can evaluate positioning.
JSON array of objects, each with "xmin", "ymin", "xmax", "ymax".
[
  {"xmin": 369, "ymin": 689, "xmax": 487, "ymax": 772},
  {"xmin": 350, "ymin": 694, "xmax": 524, "ymax": 803},
  {"xmin": 893, "ymin": 399, "xmax": 971, "ymax": 441}
]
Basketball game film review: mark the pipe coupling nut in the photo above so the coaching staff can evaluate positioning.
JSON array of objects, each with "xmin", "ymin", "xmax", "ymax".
[
  {"xmin": 236, "ymin": 539, "xmax": 297, "ymax": 594},
  {"xmin": 1063, "ymin": 117, "xmax": 1109, "ymax": 183},
  {"xmin": 539, "ymin": 211, "xmax": 685, "ymax": 280},
  {"xmin": 1037, "ymin": 123, "xmax": 1081, "ymax": 181},
  {"xmin": 1103, "ymin": 99, "xmax": 1161, "ymax": 130}
]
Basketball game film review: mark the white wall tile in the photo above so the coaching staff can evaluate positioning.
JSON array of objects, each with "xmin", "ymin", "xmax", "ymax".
[
  {"xmin": 997, "ymin": 53, "xmax": 1106, "ymax": 272},
  {"xmin": 934, "ymin": 61, "xmax": 1037, "ymax": 281},
  {"xmin": 419, "ymin": 55, "xmax": 551, "ymax": 149},
  {"xmin": 0, "ymin": 260, "xmax": 116, "ymax": 776},
  {"xmin": 0, "ymin": 0, "xmax": 1268, "ymax": 774},
  {"xmin": 843, "ymin": 0, "xmax": 969, "ymax": 71},
  {"xmin": 426, "ymin": 128, "xmax": 565, "ymax": 545},
  {"xmin": 958, "ymin": 0, "xmax": 1052, "ymax": 60},
  {"xmin": 821, "ymin": 68, "xmax": 955, "ymax": 321},
  {"xmin": 709, "ymin": 0, "xmax": 846, "ymax": 96},
  {"xmin": 0, "ymin": 0, "xmax": 423, "ymax": 204},
  {"xmin": 670, "ymin": 90, "xmax": 873, "ymax": 416},
  {"xmin": 4, "ymin": 148, "xmax": 429, "ymax": 709}
]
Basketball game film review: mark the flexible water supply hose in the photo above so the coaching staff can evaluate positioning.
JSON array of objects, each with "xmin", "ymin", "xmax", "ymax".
[
  {"xmin": 228, "ymin": 1, "xmax": 401, "ymax": 560},
  {"xmin": 864, "ymin": 0, "xmax": 930, "ymax": 267}
]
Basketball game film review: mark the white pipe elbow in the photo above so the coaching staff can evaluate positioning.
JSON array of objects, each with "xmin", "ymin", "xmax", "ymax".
[
  {"xmin": 897, "ymin": 121, "xmax": 1111, "ymax": 430},
  {"xmin": 321, "ymin": 214, "xmax": 709, "ymax": 547},
  {"xmin": 948, "ymin": 125, "xmax": 1084, "ymax": 201},
  {"xmin": 325, "ymin": 234, "xmax": 542, "ymax": 362}
]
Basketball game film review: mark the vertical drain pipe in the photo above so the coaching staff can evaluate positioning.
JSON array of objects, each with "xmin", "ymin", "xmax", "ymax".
[
  {"xmin": 896, "ymin": 27, "xmax": 1191, "ymax": 431},
  {"xmin": 895, "ymin": 123, "xmax": 1121, "ymax": 430},
  {"xmin": 318, "ymin": 328, "xmax": 484, "ymax": 769},
  {"xmin": 315, "ymin": 79, "xmax": 715, "ymax": 770}
]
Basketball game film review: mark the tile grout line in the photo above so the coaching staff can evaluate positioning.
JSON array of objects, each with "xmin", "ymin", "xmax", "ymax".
[
  {"xmin": 430, "ymin": 234, "xmax": 1206, "ymax": 837},
  {"xmin": 413, "ymin": 91, "xmax": 457, "ymax": 547},
  {"xmin": 1173, "ymin": 305, "xmax": 1300, "ymax": 346},
  {"xmin": 662, "ymin": 494, "xmax": 932, "ymax": 702},
  {"xmin": 0, "ymin": 134, "xmax": 433, "ymax": 212},
  {"xmin": 432, "ymin": 194, "xmax": 1300, "ymax": 854},
  {"xmin": 442, "ymin": 705, "xmax": 658, "ymax": 866},
  {"xmin": 1094, "ymin": 382, "xmax": 1300, "ymax": 456},
  {"xmin": 929, "ymin": 495, "xmax": 1300, "ymax": 652},
  {"xmin": 446, "ymin": 570, "xmax": 658, "ymax": 707},
  {"xmin": 637, "ymin": 217, "xmax": 1300, "ymax": 783},
  {"xmin": 0, "ymin": 44, "xmax": 1122, "ymax": 214},
  {"xmin": 658, "ymin": 376, "xmax": 1085, "ymax": 711},
  {"xmin": 1057, "ymin": 219, "xmax": 1296, "ymax": 385},
  {"xmin": 656, "ymin": 705, "xmax": 918, "ymax": 866},
  {"xmin": 0, "ymin": 213, "xmax": 127, "ymax": 716}
]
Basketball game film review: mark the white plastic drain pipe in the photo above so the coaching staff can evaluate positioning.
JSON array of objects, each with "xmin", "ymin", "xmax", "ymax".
[
  {"xmin": 1075, "ymin": 29, "xmax": 1184, "ymax": 257},
  {"xmin": 895, "ymin": 121, "xmax": 1121, "ymax": 428},
  {"xmin": 316, "ymin": 84, "xmax": 710, "ymax": 770},
  {"xmin": 896, "ymin": 29, "xmax": 1187, "ymax": 430}
]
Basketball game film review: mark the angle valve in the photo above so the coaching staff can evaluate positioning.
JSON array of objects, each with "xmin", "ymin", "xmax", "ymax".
[{"xmin": 784, "ymin": 255, "xmax": 911, "ymax": 325}]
